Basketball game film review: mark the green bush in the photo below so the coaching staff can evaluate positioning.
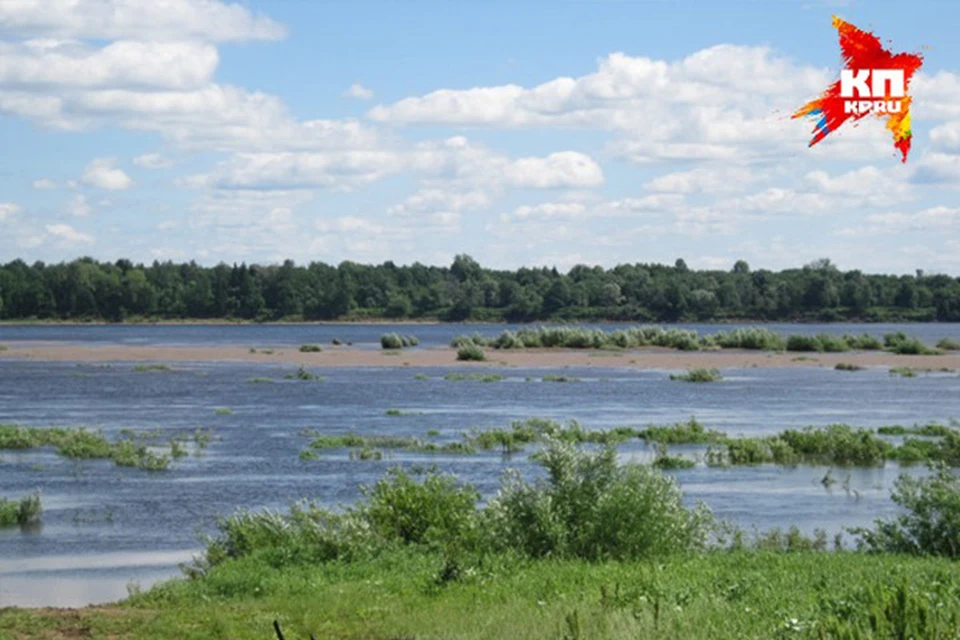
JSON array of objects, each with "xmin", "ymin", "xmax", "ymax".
[
  {"xmin": 298, "ymin": 344, "xmax": 322, "ymax": 353},
  {"xmin": 852, "ymin": 464, "xmax": 960, "ymax": 556},
  {"xmin": 884, "ymin": 332, "xmax": 942, "ymax": 355},
  {"xmin": 670, "ymin": 368, "xmax": 722, "ymax": 383},
  {"xmin": 835, "ymin": 362, "xmax": 864, "ymax": 371},
  {"xmin": 0, "ymin": 492, "xmax": 41, "ymax": 527},
  {"xmin": 937, "ymin": 337, "xmax": 960, "ymax": 351},
  {"xmin": 380, "ymin": 333, "xmax": 404, "ymax": 349},
  {"xmin": 456, "ymin": 344, "xmax": 486, "ymax": 361},
  {"xmin": 485, "ymin": 441, "xmax": 713, "ymax": 560}
]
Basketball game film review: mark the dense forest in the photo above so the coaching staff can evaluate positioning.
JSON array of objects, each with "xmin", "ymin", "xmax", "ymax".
[{"xmin": 0, "ymin": 256, "xmax": 959, "ymax": 323}]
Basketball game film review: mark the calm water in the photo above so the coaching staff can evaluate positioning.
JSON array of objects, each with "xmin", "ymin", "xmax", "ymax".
[
  {"xmin": 2, "ymin": 321, "xmax": 960, "ymax": 348},
  {"xmin": 1, "ymin": 323, "xmax": 959, "ymax": 607}
]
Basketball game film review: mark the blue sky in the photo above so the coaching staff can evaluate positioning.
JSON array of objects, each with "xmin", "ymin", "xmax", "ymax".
[{"xmin": 1, "ymin": 0, "xmax": 959, "ymax": 274}]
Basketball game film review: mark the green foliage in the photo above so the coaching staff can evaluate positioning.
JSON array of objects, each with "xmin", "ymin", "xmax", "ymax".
[
  {"xmin": 1, "ymin": 256, "xmax": 958, "ymax": 323},
  {"xmin": 214, "ymin": 407, "xmax": 233, "ymax": 416},
  {"xmin": 0, "ymin": 492, "xmax": 41, "ymax": 527},
  {"xmin": 381, "ymin": 333, "xmax": 419, "ymax": 349},
  {"xmin": 852, "ymin": 464, "xmax": 960, "ymax": 556},
  {"xmin": 444, "ymin": 372, "xmax": 501, "ymax": 382},
  {"xmin": 834, "ymin": 362, "xmax": 864, "ymax": 371},
  {"xmin": 133, "ymin": 364, "xmax": 173, "ymax": 372},
  {"xmin": 456, "ymin": 344, "xmax": 486, "ymax": 361},
  {"xmin": 247, "ymin": 377, "xmax": 274, "ymax": 384},
  {"xmin": 889, "ymin": 366, "xmax": 917, "ymax": 377},
  {"xmin": 298, "ymin": 344, "xmax": 322, "ymax": 353},
  {"xmin": 485, "ymin": 441, "xmax": 713, "ymax": 560},
  {"xmin": 0, "ymin": 425, "xmax": 172, "ymax": 470},
  {"xmin": 884, "ymin": 331, "xmax": 942, "ymax": 355},
  {"xmin": 639, "ymin": 418, "xmax": 723, "ymax": 444},
  {"xmin": 283, "ymin": 366, "xmax": 322, "ymax": 381},
  {"xmin": 541, "ymin": 375, "xmax": 580, "ymax": 382},
  {"xmin": 937, "ymin": 337, "xmax": 960, "ymax": 350},
  {"xmin": 670, "ymin": 368, "xmax": 723, "ymax": 383}
]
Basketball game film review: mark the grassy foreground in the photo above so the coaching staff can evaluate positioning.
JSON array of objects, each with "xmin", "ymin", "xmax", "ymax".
[{"xmin": 2, "ymin": 551, "xmax": 959, "ymax": 639}]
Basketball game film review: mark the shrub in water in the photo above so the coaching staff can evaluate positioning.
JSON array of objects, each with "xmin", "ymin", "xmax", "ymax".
[
  {"xmin": 298, "ymin": 344, "xmax": 322, "ymax": 353},
  {"xmin": 670, "ymin": 368, "xmax": 722, "ymax": 383},
  {"xmin": 937, "ymin": 337, "xmax": 960, "ymax": 351},
  {"xmin": 0, "ymin": 492, "xmax": 41, "ymax": 527},
  {"xmin": 852, "ymin": 464, "xmax": 960, "ymax": 557},
  {"xmin": 380, "ymin": 333, "xmax": 404, "ymax": 349}
]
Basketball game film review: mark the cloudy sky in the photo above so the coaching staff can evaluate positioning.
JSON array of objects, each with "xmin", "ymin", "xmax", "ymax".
[{"xmin": 1, "ymin": 0, "xmax": 958, "ymax": 273}]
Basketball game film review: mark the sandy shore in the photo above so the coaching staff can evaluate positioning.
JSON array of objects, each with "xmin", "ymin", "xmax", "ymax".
[{"xmin": 1, "ymin": 343, "xmax": 959, "ymax": 369}]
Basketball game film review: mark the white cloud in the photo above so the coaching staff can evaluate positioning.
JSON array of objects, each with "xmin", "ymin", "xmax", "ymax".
[
  {"xmin": 342, "ymin": 83, "xmax": 374, "ymax": 100},
  {"xmin": 0, "ymin": 0, "xmax": 286, "ymax": 43},
  {"xmin": 133, "ymin": 153, "xmax": 174, "ymax": 169},
  {"xmin": 0, "ymin": 201, "xmax": 20, "ymax": 221},
  {"xmin": 504, "ymin": 152, "xmax": 603, "ymax": 188},
  {"xmin": 0, "ymin": 40, "xmax": 218, "ymax": 90},
  {"xmin": 82, "ymin": 158, "xmax": 133, "ymax": 190},
  {"xmin": 68, "ymin": 194, "xmax": 91, "ymax": 217},
  {"xmin": 646, "ymin": 166, "xmax": 756, "ymax": 194},
  {"xmin": 45, "ymin": 223, "xmax": 94, "ymax": 245},
  {"xmin": 31, "ymin": 178, "xmax": 56, "ymax": 189},
  {"xmin": 866, "ymin": 206, "xmax": 960, "ymax": 232}
]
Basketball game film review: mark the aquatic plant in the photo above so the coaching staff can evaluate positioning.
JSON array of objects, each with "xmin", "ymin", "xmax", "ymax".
[
  {"xmin": 444, "ymin": 372, "xmax": 500, "ymax": 382},
  {"xmin": 0, "ymin": 492, "xmax": 41, "ymax": 527},
  {"xmin": 298, "ymin": 344, "xmax": 322, "ymax": 353},
  {"xmin": 639, "ymin": 418, "xmax": 723, "ymax": 444},
  {"xmin": 889, "ymin": 366, "xmax": 917, "ymax": 378},
  {"xmin": 214, "ymin": 407, "xmax": 234, "ymax": 416},
  {"xmin": 456, "ymin": 344, "xmax": 486, "ymax": 361},
  {"xmin": 133, "ymin": 364, "xmax": 173, "ymax": 373},
  {"xmin": 835, "ymin": 362, "xmax": 865, "ymax": 371},
  {"xmin": 541, "ymin": 375, "xmax": 580, "ymax": 382},
  {"xmin": 670, "ymin": 368, "xmax": 723, "ymax": 383},
  {"xmin": 284, "ymin": 366, "xmax": 322, "ymax": 381},
  {"xmin": 247, "ymin": 377, "xmax": 274, "ymax": 384}
]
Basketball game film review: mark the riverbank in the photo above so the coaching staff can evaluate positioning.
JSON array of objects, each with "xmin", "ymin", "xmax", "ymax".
[
  {"xmin": 2, "ymin": 342, "xmax": 960, "ymax": 369},
  {"xmin": 0, "ymin": 550, "xmax": 955, "ymax": 639}
]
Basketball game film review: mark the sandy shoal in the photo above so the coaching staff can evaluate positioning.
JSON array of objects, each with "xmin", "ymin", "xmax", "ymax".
[{"xmin": 1, "ymin": 343, "xmax": 959, "ymax": 370}]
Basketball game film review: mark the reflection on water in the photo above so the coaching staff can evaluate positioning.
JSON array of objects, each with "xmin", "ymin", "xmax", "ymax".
[{"xmin": 0, "ymin": 354, "xmax": 958, "ymax": 607}]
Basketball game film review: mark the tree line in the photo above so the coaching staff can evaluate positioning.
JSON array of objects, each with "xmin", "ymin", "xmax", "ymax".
[{"xmin": 0, "ymin": 255, "xmax": 958, "ymax": 323}]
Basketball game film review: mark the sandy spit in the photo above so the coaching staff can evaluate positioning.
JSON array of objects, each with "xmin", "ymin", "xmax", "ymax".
[{"xmin": 2, "ymin": 343, "xmax": 959, "ymax": 370}]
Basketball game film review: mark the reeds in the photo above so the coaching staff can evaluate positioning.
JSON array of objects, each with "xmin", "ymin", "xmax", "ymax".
[{"xmin": 0, "ymin": 492, "xmax": 41, "ymax": 527}]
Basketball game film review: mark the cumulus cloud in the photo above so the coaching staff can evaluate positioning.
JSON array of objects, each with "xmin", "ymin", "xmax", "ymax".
[
  {"xmin": 31, "ymin": 178, "xmax": 57, "ymax": 189},
  {"xmin": 342, "ymin": 83, "xmax": 374, "ymax": 100},
  {"xmin": 133, "ymin": 153, "xmax": 174, "ymax": 169},
  {"xmin": 0, "ymin": 0, "xmax": 286, "ymax": 42},
  {"xmin": 82, "ymin": 158, "xmax": 132, "ymax": 190},
  {"xmin": 45, "ymin": 223, "xmax": 94, "ymax": 245},
  {"xmin": 0, "ymin": 201, "xmax": 20, "ymax": 221}
]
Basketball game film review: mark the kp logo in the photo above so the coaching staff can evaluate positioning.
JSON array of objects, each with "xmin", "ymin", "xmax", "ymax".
[{"xmin": 793, "ymin": 17, "xmax": 923, "ymax": 163}]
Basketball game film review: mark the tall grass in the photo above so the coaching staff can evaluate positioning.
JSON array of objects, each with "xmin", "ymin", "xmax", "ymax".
[
  {"xmin": 456, "ymin": 344, "xmax": 486, "ymax": 361},
  {"xmin": 0, "ymin": 425, "xmax": 170, "ymax": 471},
  {"xmin": 937, "ymin": 337, "xmax": 960, "ymax": 351},
  {"xmin": 0, "ymin": 492, "xmax": 41, "ymax": 527},
  {"xmin": 884, "ymin": 331, "xmax": 942, "ymax": 355}
]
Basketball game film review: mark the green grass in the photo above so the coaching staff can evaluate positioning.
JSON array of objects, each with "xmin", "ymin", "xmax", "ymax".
[
  {"xmin": 835, "ymin": 362, "xmax": 865, "ymax": 371},
  {"xmin": 443, "ymin": 372, "xmax": 502, "ymax": 382},
  {"xmin": 670, "ymin": 368, "xmax": 723, "ymax": 383},
  {"xmin": 541, "ymin": 375, "xmax": 580, "ymax": 382},
  {"xmin": 247, "ymin": 377, "xmax": 274, "ymax": 384},
  {"xmin": 133, "ymin": 364, "xmax": 173, "ymax": 373},
  {"xmin": 0, "ymin": 425, "xmax": 171, "ymax": 471},
  {"xmin": 890, "ymin": 366, "xmax": 918, "ymax": 378},
  {"xmin": 5, "ymin": 551, "xmax": 960, "ymax": 640},
  {"xmin": 298, "ymin": 344, "xmax": 322, "ymax": 353},
  {"xmin": 214, "ymin": 407, "xmax": 234, "ymax": 416},
  {"xmin": 0, "ymin": 492, "xmax": 41, "ymax": 527},
  {"xmin": 638, "ymin": 418, "xmax": 724, "ymax": 445}
]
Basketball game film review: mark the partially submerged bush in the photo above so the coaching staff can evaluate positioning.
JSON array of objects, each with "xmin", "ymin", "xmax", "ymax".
[
  {"xmin": 197, "ymin": 441, "xmax": 712, "ymax": 572},
  {"xmin": 835, "ymin": 362, "xmax": 865, "ymax": 371},
  {"xmin": 670, "ymin": 368, "xmax": 723, "ymax": 383},
  {"xmin": 298, "ymin": 344, "xmax": 322, "ymax": 353},
  {"xmin": 884, "ymin": 332, "xmax": 942, "ymax": 355},
  {"xmin": 0, "ymin": 492, "xmax": 41, "ymax": 527},
  {"xmin": 852, "ymin": 464, "xmax": 960, "ymax": 556}
]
